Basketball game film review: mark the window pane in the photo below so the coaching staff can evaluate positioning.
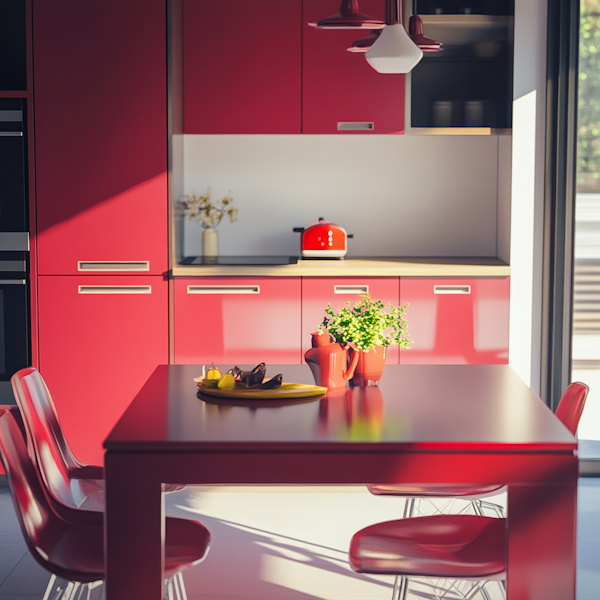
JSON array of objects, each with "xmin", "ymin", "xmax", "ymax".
[{"xmin": 573, "ymin": 0, "xmax": 600, "ymax": 456}]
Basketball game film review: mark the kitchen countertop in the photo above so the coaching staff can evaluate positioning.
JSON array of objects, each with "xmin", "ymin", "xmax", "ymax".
[{"xmin": 171, "ymin": 257, "xmax": 510, "ymax": 277}]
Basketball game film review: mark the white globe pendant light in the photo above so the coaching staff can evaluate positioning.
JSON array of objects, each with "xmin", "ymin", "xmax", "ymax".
[{"xmin": 365, "ymin": 0, "xmax": 423, "ymax": 74}]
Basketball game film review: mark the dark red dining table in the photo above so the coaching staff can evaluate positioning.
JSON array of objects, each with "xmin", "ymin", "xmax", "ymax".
[{"xmin": 103, "ymin": 364, "xmax": 578, "ymax": 600}]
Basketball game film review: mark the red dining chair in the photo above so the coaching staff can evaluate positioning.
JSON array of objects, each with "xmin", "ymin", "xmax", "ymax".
[
  {"xmin": 0, "ymin": 409, "xmax": 210, "ymax": 600},
  {"xmin": 555, "ymin": 381, "xmax": 589, "ymax": 435},
  {"xmin": 10, "ymin": 366, "xmax": 182, "ymax": 511},
  {"xmin": 349, "ymin": 514, "xmax": 506, "ymax": 600},
  {"xmin": 366, "ymin": 381, "xmax": 590, "ymax": 518}
]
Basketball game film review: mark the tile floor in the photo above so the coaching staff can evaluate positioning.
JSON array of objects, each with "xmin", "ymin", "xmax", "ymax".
[{"xmin": 0, "ymin": 481, "xmax": 598, "ymax": 600}]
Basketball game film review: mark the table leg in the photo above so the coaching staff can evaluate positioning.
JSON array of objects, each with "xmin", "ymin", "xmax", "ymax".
[
  {"xmin": 507, "ymin": 479, "xmax": 577, "ymax": 600},
  {"xmin": 104, "ymin": 453, "xmax": 164, "ymax": 600}
]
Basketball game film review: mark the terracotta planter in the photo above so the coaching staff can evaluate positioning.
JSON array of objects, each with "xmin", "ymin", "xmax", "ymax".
[{"xmin": 351, "ymin": 345, "xmax": 386, "ymax": 386}]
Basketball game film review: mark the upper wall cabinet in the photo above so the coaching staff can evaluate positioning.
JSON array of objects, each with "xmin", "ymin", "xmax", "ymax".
[
  {"xmin": 0, "ymin": 0, "xmax": 27, "ymax": 91},
  {"xmin": 183, "ymin": 0, "xmax": 404, "ymax": 134},
  {"xmin": 409, "ymin": 0, "xmax": 514, "ymax": 132},
  {"xmin": 183, "ymin": 0, "xmax": 303, "ymax": 134},
  {"xmin": 302, "ymin": 0, "xmax": 404, "ymax": 134},
  {"xmin": 33, "ymin": 0, "xmax": 168, "ymax": 275}
]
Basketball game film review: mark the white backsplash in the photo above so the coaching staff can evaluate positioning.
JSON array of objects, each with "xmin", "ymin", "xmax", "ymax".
[{"xmin": 182, "ymin": 134, "xmax": 506, "ymax": 258}]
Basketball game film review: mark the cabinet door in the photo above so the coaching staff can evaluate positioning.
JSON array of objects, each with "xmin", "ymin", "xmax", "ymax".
[
  {"xmin": 183, "ymin": 0, "xmax": 302, "ymax": 134},
  {"xmin": 33, "ymin": 0, "xmax": 168, "ymax": 275},
  {"xmin": 303, "ymin": 0, "xmax": 405, "ymax": 134},
  {"xmin": 174, "ymin": 277, "xmax": 302, "ymax": 364},
  {"xmin": 38, "ymin": 275, "xmax": 168, "ymax": 465},
  {"xmin": 399, "ymin": 277, "xmax": 509, "ymax": 364},
  {"xmin": 301, "ymin": 277, "xmax": 401, "ymax": 363}
]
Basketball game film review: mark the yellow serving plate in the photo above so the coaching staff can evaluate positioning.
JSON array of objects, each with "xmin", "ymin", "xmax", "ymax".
[{"xmin": 197, "ymin": 382, "xmax": 327, "ymax": 400}]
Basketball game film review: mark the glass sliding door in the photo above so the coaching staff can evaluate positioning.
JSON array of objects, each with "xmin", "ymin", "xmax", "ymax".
[{"xmin": 573, "ymin": 0, "xmax": 600, "ymax": 459}]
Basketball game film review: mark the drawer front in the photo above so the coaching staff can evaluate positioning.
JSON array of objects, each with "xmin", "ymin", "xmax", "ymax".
[
  {"xmin": 399, "ymin": 277, "xmax": 510, "ymax": 364},
  {"xmin": 301, "ymin": 277, "xmax": 401, "ymax": 363},
  {"xmin": 174, "ymin": 277, "xmax": 302, "ymax": 365},
  {"xmin": 37, "ymin": 275, "xmax": 168, "ymax": 465}
]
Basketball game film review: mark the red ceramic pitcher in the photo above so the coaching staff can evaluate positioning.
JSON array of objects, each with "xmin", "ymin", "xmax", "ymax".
[{"xmin": 305, "ymin": 332, "xmax": 360, "ymax": 389}]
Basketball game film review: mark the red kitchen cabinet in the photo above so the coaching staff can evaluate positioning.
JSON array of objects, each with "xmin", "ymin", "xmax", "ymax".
[
  {"xmin": 183, "ymin": 0, "xmax": 302, "ymax": 134},
  {"xmin": 399, "ymin": 277, "xmax": 510, "ymax": 364},
  {"xmin": 37, "ymin": 275, "xmax": 168, "ymax": 465},
  {"xmin": 301, "ymin": 277, "xmax": 401, "ymax": 363},
  {"xmin": 174, "ymin": 277, "xmax": 302, "ymax": 364},
  {"xmin": 33, "ymin": 0, "xmax": 168, "ymax": 275},
  {"xmin": 302, "ymin": 0, "xmax": 405, "ymax": 134}
]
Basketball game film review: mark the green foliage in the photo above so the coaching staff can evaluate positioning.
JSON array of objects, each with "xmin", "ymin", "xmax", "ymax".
[
  {"xmin": 578, "ymin": 3, "xmax": 600, "ymax": 191},
  {"xmin": 321, "ymin": 294, "xmax": 411, "ymax": 352}
]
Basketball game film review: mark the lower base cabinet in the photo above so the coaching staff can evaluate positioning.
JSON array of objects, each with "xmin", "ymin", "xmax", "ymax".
[
  {"xmin": 301, "ymin": 277, "xmax": 401, "ymax": 364},
  {"xmin": 31, "ymin": 273, "xmax": 510, "ymax": 470},
  {"xmin": 399, "ymin": 277, "xmax": 510, "ymax": 364},
  {"xmin": 173, "ymin": 277, "xmax": 302, "ymax": 365},
  {"xmin": 37, "ymin": 275, "xmax": 168, "ymax": 465}
]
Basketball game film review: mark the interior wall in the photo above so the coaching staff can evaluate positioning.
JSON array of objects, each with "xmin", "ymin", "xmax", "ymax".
[
  {"xmin": 508, "ymin": 0, "xmax": 548, "ymax": 393},
  {"xmin": 497, "ymin": 135, "xmax": 513, "ymax": 263},
  {"xmin": 181, "ymin": 134, "xmax": 502, "ymax": 258}
]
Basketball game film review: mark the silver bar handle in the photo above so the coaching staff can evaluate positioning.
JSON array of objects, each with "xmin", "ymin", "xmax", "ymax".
[
  {"xmin": 434, "ymin": 285, "xmax": 471, "ymax": 295},
  {"xmin": 0, "ymin": 132, "xmax": 23, "ymax": 137},
  {"xmin": 78, "ymin": 261, "xmax": 150, "ymax": 272},
  {"xmin": 0, "ymin": 280, "xmax": 26, "ymax": 285},
  {"xmin": 78, "ymin": 285, "xmax": 152, "ymax": 295},
  {"xmin": 334, "ymin": 285, "xmax": 369, "ymax": 294},
  {"xmin": 0, "ymin": 110, "xmax": 23, "ymax": 121},
  {"xmin": 187, "ymin": 285, "xmax": 260, "ymax": 295},
  {"xmin": 337, "ymin": 122, "xmax": 374, "ymax": 131}
]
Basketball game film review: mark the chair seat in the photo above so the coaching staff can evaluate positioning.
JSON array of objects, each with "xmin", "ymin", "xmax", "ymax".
[
  {"xmin": 349, "ymin": 515, "xmax": 506, "ymax": 579},
  {"xmin": 366, "ymin": 483, "xmax": 505, "ymax": 498},
  {"xmin": 21, "ymin": 494, "xmax": 209, "ymax": 583}
]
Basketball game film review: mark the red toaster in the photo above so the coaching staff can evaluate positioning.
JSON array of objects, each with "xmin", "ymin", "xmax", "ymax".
[{"xmin": 293, "ymin": 218, "xmax": 353, "ymax": 259}]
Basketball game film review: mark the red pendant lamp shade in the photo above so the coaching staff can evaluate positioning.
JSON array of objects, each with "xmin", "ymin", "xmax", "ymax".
[
  {"xmin": 309, "ymin": 0, "xmax": 385, "ymax": 29},
  {"xmin": 347, "ymin": 29, "xmax": 382, "ymax": 52},
  {"xmin": 348, "ymin": 0, "xmax": 443, "ymax": 53},
  {"xmin": 409, "ymin": 14, "xmax": 443, "ymax": 52}
]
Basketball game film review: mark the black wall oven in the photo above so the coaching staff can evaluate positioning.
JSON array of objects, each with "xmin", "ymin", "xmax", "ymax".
[{"xmin": 0, "ymin": 98, "xmax": 30, "ymax": 403}]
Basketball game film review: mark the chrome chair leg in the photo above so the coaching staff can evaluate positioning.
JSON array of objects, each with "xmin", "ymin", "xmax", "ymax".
[
  {"xmin": 391, "ymin": 576, "xmax": 401, "ymax": 600},
  {"xmin": 42, "ymin": 574, "xmax": 58, "ymax": 600},
  {"xmin": 403, "ymin": 497, "xmax": 416, "ymax": 518},
  {"xmin": 165, "ymin": 577, "xmax": 174, "ymax": 600},
  {"xmin": 175, "ymin": 572, "xmax": 188, "ymax": 600}
]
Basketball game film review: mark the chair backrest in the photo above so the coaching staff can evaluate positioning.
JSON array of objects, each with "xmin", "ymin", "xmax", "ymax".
[
  {"xmin": 555, "ymin": 381, "xmax": 590, "ymax": 435},
  {"xmin": 10, "ymin": 367, "xmax": 81, "ymax": 508},
  {"xmin": 0, "ymin": 410, "xmax": 103, "ymax": 582}
]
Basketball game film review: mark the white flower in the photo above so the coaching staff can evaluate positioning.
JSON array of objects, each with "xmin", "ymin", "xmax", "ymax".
[{"xmin": 181, "ymin": 187, "xmax": 237, "ymax": 229}]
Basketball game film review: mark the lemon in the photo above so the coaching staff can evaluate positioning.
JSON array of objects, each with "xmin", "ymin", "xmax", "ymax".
[
  {"xmin": 205, "ymin": 366, "xmax": 222, "ymax": 380},
  {"xmin": 200, "ymin": 379, "xmax": 218, "ymax": 389},
  {"xmin": 217, "ymin": 373, "xmax": 236, "ymax": 390}
]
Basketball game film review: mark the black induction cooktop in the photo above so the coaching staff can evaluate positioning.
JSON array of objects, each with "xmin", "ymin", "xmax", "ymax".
[{"xmin": 180, "ymin": 256, "xmax": 299, "ymax": 266}]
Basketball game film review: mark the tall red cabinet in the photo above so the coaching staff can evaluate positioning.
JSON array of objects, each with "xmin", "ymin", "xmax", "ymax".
[{"xmin": 32, "ymin": 0, "xmax": 169, "ymax": 464}]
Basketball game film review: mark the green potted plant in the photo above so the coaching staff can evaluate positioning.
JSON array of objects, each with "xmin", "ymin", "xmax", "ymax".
[{"xmin": 321, "ymin": 294, "xmax": 411, "ymax": 386}]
